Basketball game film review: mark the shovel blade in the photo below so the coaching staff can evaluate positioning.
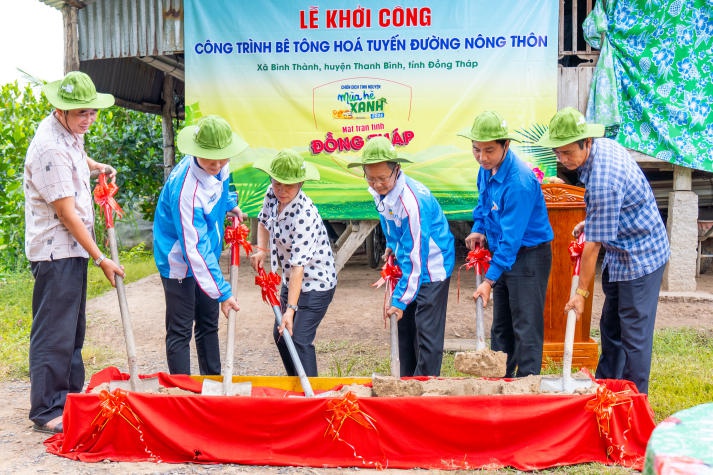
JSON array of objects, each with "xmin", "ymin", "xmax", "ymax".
[
  {"xmin": 109, "ymin": 377, "xmax": 160, "ymax": 393},
  {"xmin": 201, "ymin": 378, "xmax": 252, "ymax": 396},
  {"xmin": 539, "ymin": 375, "xmax": 593, "ymax": 393}
]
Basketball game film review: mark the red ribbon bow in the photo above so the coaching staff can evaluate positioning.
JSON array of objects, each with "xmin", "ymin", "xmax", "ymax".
[
  {"xmin": 224, "ymin": 220, "xmax": 252, "ymax": 266},
  {"xmin": 464, "ymin": 246, "xmax": 492, "ymax": 275},
  {"xmin": 324, "ymin": 392, "xmax": 382, "ymax": 468},
  {"xmin": 69, "ymin": 389, "xmax": 160, "ymax": 461},
  {"xmin": 255, "ymin": 266, "xmax": 281, "ymax": 307},
  {"xmin": 584, "ymin": 384, "xmax": 634, "ymax": 462},
  {"xmin": 456, "ymin": 245, "xmax": 492, "ymax": 302},
  {"xmin": 371, "ymin": 255, "xmax": 402, "ymax": 293},
  {"xmin": 324, "ymin": 391, "xmax": 377, "ymax": 440},
  {"xmin": 92, "ymin": 173, "xmax": 124, "ymax": 228},
  {"xmin": 569, "ymin": 232, "xmax": 586, "ymax": 277}
]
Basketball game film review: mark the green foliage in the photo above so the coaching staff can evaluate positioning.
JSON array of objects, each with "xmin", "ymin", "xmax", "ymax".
[
  {"xmin": 0, "ymin": 251, "xmax": 156, "ymax": 380},
  {"xmin": 0, "ymin": 79, "xmax": 164, "ymax": 272},
  {"xmin": 0, "ymin": 82, "xmax": 52, "ymax": 271},
  {"xmin": 84, "ymin": 107, "xmax": 164, "ymax": 220}
]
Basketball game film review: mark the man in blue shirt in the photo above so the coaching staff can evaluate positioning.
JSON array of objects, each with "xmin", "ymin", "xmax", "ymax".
[
  {"xmin": 537, "ymin": 108, "xmax": 669, "ymax": 393},
  {"xmin": 349, "ymin": 136, "xmax": 455, "ymax": 376},
  {"xmin": 459, "ymin": 111, "xmax": 554, "ymax": 377}
]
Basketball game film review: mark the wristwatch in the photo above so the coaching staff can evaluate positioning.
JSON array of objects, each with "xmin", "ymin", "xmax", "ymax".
[
  {"xmin": 286, "ymin": 304, "xmax": 299, "ymax": 312},
  {"xmin": 94, "ymin": 253, "xmax": 106, "ymax": 267},
  {"xmin": 483, "ymin": 278, "xmax": 496, "ymax": 287},
  {"xmin": 575, "ymin": 288, "xmax": 590, "ymax": 298}
]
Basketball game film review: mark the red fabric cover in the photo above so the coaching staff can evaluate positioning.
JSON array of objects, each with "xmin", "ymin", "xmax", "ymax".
[{"xmin": 45, "ymin": 368, "xmax": 655, "ymax": 471}]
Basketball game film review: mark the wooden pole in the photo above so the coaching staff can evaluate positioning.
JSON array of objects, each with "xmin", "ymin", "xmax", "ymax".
[
  {"xmin": 63, "ymin": 5, "xmax": 79, "ymax": 73},
  {"xmin": 161, "ymin": 74, "xmax": 176, "ymax": 181}
]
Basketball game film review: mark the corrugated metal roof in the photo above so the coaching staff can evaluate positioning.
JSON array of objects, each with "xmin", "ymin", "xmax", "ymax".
[
  {"xmin": 39, "ymin": 0, "xmax": 184, "ymax": 116},
  {"xmin": 77, "ymin": 0, "xmax": 183, "ymax": 59}
]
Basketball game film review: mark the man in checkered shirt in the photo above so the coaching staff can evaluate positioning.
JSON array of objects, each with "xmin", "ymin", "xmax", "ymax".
[{"xmin": 537, "ymin": 108, "xmax": 669, "ymax": 394}]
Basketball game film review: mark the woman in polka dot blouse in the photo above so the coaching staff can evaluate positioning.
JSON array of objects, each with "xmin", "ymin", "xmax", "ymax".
[{"xmin": 250, "ymin": 150, "xmax": 337, "ymax": 377}]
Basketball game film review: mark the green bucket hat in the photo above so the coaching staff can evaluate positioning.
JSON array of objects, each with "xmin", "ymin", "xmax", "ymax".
[
  {"xmin": 42, "ymin": 71, "xmax": 115, "ymax": 110},
  {"xmin": 254, "ymin": 149, "xmax": 320, "ymax": 184},
  {"xmin": 535, "ymin": 107, "xmax": 604, "ymax": 148},
  {"xmin": 347, "ymin": 136, "xmax": 412, "ymax": 168},
  {"xmin": 457, "ymin": 111, "xmax": 520, "ymax": 142},
  {"xmin": 177, "ymin": 115, "xmax": 249, "ymax": 160}
]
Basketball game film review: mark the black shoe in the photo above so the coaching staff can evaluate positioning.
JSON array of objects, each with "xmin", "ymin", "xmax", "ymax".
[{"xmin": 33, "ymin": 421, "xmax": 63, "ymax": 434}]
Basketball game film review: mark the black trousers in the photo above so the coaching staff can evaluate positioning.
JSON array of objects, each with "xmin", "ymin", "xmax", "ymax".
[
  {"xmin": 29, "ymin": 258, "xmax": 87, "ymax": 426},
  {"xmin": 162, "ymin": 276, "xmax": 221, "ymax": 375},
  {"xmin": 398, "ymin": 277, "xmax": 451, "ymax": 377},
  {"xmin": 275, "ymin": 286, "xmax": 335, "ymax": 377},
  {"xmin": 491, "ymin": 242, "xmax": 552, "ymax": 377}
]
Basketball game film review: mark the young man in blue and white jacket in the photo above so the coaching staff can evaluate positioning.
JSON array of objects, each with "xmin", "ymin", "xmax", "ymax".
[
  {"xmin": 153, "ymin": 115, "xmax": 245, "ymax": 375},
  {"xmin": 350, "ymin": 136, "xmax": 455, "ymax": 376}
]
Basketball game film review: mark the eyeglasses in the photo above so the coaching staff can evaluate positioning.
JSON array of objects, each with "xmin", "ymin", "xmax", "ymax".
[{"xmin": 364, "ymin": 167, "xmax": 398, "ymax": 185}]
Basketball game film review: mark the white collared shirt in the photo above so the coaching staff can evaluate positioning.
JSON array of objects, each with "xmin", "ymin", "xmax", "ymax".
[{"xmin": 24, "ymin": 113, "xmax": 94, "ymax": 261}]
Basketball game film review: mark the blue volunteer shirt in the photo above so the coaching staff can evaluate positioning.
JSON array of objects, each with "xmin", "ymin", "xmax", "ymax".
[
  {"xmin": 153, "ymin": 156, "xmax": 237, "ymax": 302},
  {"xmin": 578, "ymin": 138, "xmax": 669, "ymax": 281},
  {"xmin": 370, "ymin": 173, "xmax": 455, "ymax": 311},
  {"xmin": 471, "ymin": 149, "xmax": 554, "ymax": 281}
]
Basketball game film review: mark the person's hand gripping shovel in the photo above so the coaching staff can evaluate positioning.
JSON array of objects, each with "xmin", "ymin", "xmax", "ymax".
[
  {"xmin": 202, "ymin": 217, "xmax": 252, "ymax": 396},
  {"xmin": 93, "ymin": 173, "xmax": 158, "ymax": 392},
  {"xmin": 453, "ymin": 245, "xmax": 506, "ymax": 377},
  {"xmin": 255, "ymin": 266, "xmax": 315, "ymax": 397},
  {"xmin": 372, "ymin": 254, "xmax": 402, "ymax": 378},
  {"xmin": 541, "ymin": 233, "xmax": 593, "ymax": 393}
]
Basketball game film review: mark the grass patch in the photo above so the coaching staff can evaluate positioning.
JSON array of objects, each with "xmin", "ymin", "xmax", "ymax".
[
  {"xmin": 648, "ymin": 327, "xmax": 713, "ymax": 422},
  {"xmin": 0, "ymin": 247, "xmax": 156, "ymax": 380}
]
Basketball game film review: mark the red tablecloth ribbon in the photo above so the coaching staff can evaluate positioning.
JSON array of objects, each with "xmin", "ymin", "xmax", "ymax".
[
  {"xmin": 569, "ymin": 232, "xmax": 586, "ymax": 277},
  {"xmin": 92, "ymin": 173, "xmax": 124, "ymax": 229},
  {"xmin": 255, "ymin": 266, "xmax": 281, "ymax": 307},
  {"xmin": 456, "ymin": 245, "xmax": 492, "ymax": 302},
  {"xmin": 69, "ymin": 389, "xmax": 160, "ymax": 461},
  {"xmin": 224, "ymin": 220, "xmax": 252, "ymax": 266},
  {"xmin": 324, "ymin": 392, "xmax": 381, "ymax": 468},
  {"xmin": 584, "ymin": 384, "xmax": 635, "ymax": 462}
]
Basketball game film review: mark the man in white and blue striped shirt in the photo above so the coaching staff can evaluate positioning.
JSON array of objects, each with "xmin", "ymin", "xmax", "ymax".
[{"xmin": 537, "ymin": 108, "xmax": 669, "ymax": 394}]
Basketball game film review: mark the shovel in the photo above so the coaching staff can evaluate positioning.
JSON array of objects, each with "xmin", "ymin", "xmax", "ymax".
[
  {"xmin": 93, "ymin": 174, "xmax": 159, "ymax": 392},
  {"xmin": 373, "ymin": 255, "xmax": 402, "ymax": 378},
  {"xmin": 255, "ymin": 266, "xmax": 315, "ymax": 397},
  {"xmin": 202, "ymin": 217, "xmax": 252, "ymax": 396},
  {"xmin": 540, "ymin": 233, "xmax": 592, "ymax": 393},
  {"xmin": 474, "ymin": 271, "xmax": 486, "ymax": 351}
]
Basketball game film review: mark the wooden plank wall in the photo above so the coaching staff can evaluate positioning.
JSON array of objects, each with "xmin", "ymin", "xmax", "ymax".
[{"xmin": 557, "ymin": 66, "xmax": 594, "ymax": 110}]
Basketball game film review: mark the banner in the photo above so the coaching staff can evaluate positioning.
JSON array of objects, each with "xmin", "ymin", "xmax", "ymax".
[{"xmin": 184, "ymin": 1, "xmax": 559, "ymax": 219}]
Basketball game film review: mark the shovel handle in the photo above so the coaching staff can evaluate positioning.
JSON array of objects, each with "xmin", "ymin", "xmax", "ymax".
[
  {"xmin": 474, "ymin": 273, "xmax": 486, "ymax": 351},
  {"xmin": 107, "ymin": 227, "xmax": 140, "ymax": 392},
  {"xmin": 562, "ymin": 275, "xmax": 580, "ymax": 392},
  {"xmin": 389, "ymin": 313, "xmax": 400, "ymax": 378},
  {"xmin": 272, "ymin": 305, "xmax": 314, "ymax": 397},
  {"xmin": 223, "ymin": 264, "xmax": 239, "ymax": 395}
]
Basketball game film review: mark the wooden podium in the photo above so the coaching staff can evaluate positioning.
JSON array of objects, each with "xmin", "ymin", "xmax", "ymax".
[{"xmin": 541, "ymin": 184, "xmax": 599, "ymax": 370}]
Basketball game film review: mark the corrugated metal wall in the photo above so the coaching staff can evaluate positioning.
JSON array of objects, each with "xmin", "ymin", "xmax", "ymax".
[{"xmin": 77, "ymin": 0, "xmax": 183, "ymax": 60}]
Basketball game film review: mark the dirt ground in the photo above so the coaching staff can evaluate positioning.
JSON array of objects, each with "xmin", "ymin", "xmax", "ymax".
[{"xmin": 1, "ymin": 251, "xmax": 713, "ymax": 475}]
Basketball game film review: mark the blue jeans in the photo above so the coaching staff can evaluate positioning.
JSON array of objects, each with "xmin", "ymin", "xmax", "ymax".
[
  {"xmin": 491, "ymin": 242, "xmax": 552, "ymax": 377},
  {"xmin": 595, "ymin": 264, "xmax": 666, "ymax": 394},
  {"xmin": 275, "ymin": 286, "xmax": 336, "ymax": 377},
  {"xmin": 29, "ymin": 258, "xmax": 87, "ymax": 426}
]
